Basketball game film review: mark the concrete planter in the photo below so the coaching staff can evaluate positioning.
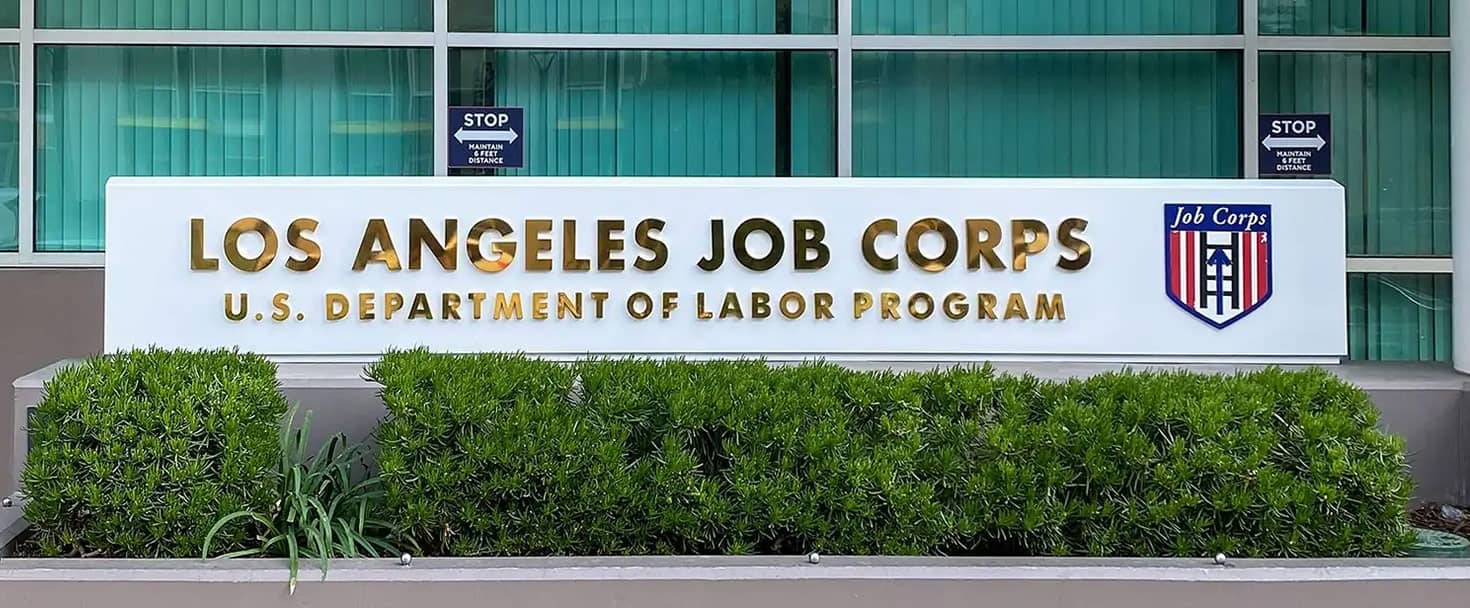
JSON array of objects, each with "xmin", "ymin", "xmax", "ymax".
[
  {"xmin": 6, "ymin": 359, "xmax": 1470, "ymax": 607},
  {"xmin": 0, "ymin": 555, "xmax": 1469, "ymax": 608}
]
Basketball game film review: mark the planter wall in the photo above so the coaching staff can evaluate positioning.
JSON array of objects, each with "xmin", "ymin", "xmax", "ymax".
[{"xmin": 1, "ymin": 557, "xmax": 1469, "ymax": 608}]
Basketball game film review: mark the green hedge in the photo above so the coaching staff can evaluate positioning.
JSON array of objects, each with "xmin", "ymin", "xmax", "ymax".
[
  {"xmin": 21, "ymin": 349, "xmax": 287, "ymax": 557},
  {"xmin": 370, "ymin": 352, "xmax": 1415, "ymax": 558}
]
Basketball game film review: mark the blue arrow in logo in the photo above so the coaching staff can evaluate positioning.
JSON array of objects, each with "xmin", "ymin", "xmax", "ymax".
[{"xmin": 1206, "ymin": 248, "xmax": 1232, "ymax": 316}]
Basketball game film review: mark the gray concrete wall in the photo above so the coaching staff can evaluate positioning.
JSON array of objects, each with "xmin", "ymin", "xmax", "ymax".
[
  {"xmin": 0, "ymin": 268, "xmax": 103, "ymax": 495},
  {"xmin": 0, "ymin": 557, "xmax": 1468, "ymax": 608}
]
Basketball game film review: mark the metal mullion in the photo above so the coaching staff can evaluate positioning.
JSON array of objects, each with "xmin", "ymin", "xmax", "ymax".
[
  {"xmin": 16, "ymin": 0, "xmax": 32, "ymax": 256},
  {"xmin": 1260, "ymin": 36, "xmax": 1451, "ymax": 53},
  {"xmin": 0, "ymin": 253, "xmax": 104, "ymax": 268},
  {"xmin": 1346, "ymin": 258, "xmax": 1454, "ymax": 275},
  {"xmin": 0, "ymin": 29, "xmax": 19, "ymax": 44},
  {"xmin": 836, "ymin": 0, "xmax": 852, "ymax": 177},
  {"xmin": 434, "ymin": 0, "xmax": 448, "ymax": 176},
  {"xmin": 853, "ymin": 35, "xmax": 1247, "ymax": 51},
  {"xmin": 446, "ymin": 33, "xmax": 839, "ymax": 50},
  {"xmin": 1243, "ymin": 0, "xmax": 1260, "ymax": 179},
  {"xmin": 32, "ymin": 30, "xmax": 436, "ymax": 47}
]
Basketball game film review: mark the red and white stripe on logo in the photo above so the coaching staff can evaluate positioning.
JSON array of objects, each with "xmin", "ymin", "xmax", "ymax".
[{"xmin": 1169, "ymin": 231, "xmax": 1269, "ymax": 311}]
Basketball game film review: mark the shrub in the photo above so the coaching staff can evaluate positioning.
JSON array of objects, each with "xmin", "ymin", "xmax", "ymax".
[
  {"xmin": 371, "ymin": 352, "xmax": 1415, "ymax": 558},
  {"xmin": 22, "ymin": 348, "xmax": 287, "ymax": 557}
]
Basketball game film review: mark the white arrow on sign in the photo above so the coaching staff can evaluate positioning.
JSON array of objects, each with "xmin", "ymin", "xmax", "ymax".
[
  {"xmin": 455, "ymin": 127, "xmax": 519, "ymax": 144},
  {"xmin": 1262, "ymin": 134, "xmax": 1326, "ymax": 151}
]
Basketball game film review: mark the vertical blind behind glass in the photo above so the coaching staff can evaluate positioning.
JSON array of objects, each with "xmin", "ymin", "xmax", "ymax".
[
  {"xmin": 0, "ymin": 46, "xmax": 15, "ymax": 251},
  {"xmin": 1349, "ymin": 273, "xmax": 1451, "ymax": 362},
  {"xmin": 37, "ymin": 0, "xmax": 432, "ymax": 30},
  {"xmin": 1260, "ymin": 52, "xmax": 1450, "ymax": 257},
  {"xmin": 1260, "ymin": 0, "xmax": 1449, "ymax": 36},
  {"xmin": 35, "ymin": 46, "xmax": 432, "ymax": 252},
  {"xmin": 451, "ymin": 49, "xmax": 835, "ymax": 177},
  {"xmin": 451, "ymin": 0, "xmax": 836, "ymax": 33},
  {"xmin": 856, "ymin": 0, "xmax": 1240, "ymax": 34},
  {"xmin": 853, "ymin": 51, "xmax": 1240, "ymax": 178}
]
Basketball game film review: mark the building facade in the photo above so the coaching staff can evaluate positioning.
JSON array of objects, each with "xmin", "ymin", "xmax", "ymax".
[{"xmin": 0, "ymin": 1, "xmax": 1458, "ymax": 389}]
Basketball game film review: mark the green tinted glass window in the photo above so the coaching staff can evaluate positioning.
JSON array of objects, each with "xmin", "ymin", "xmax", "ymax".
[
  {"xmin": 854, "ymin": 51, "xmax": 1240, "ymax": 178},
  {"xmin": 1260, "ymin": 52, "xmax": 1450, "ymax": 257},
  {"xmin": 35, "ymin": 46, "xmax": 432, "ymax": 253},
  {"xmin": 0, "ymin": 1, "xmax": 16, "ymax": 28},
  {"xmin": 1349, "ymin": 273, "xmax": 1451, "ymax": 362},
  {"xmin": 1261, "ymin": 0, "xmax": 1448, "ymax": 36},
  {"xmin": 857, "ymin": 0, "xmax": 1239, "ymax": 34},
  {"xmin": 37, "ymin": 0, "xmax": 431, "ymax": 30},
  {"xmin": 451, "ymin": 49, "xmax": 835, "ymax": 177},
  {"xmin": 452, "ymin": 0, "xmax": 835, "ymax": 33},
  {"xmin": 0, "ymin": 46, "xmax": 15, "ymax": 252}
]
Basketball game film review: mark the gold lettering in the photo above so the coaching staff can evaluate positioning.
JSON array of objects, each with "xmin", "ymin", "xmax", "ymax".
[
  {"xmin": 908, "ymin": 292, "xmax": 934, "ymax": 320},
  {"xmin": 779, "ymin": 292, "xmax": 806, "ymax": 320},
  {"xmin": 853, "ymin": 291, "xmax": 874, "ymax": 319},
  {"xmin": 384, "ymin": 292, "xmax": 405, "ymax": 321},
  {"xmin": 1057, "ymin": 218, "xmax": 1092, "ymax": 271},
  {"xmin": 978, "ymin": 293, "xmax": 998, "ymax": 320},
  {"xmin": 597, "ymin": 220, "xmax": 625, "ymax": 271},
  {"xmin": 225, "ymin": 217, "xmax": 278, "ymax": 272},
  {"xmin": 966, "ymin": 219, "xmax": 1005, "ymax": 270},
  {"xmin": 286, "ymin": 219, "xmax": 321, "ymax": 272},
  {"xmin": 408, "ymin": 218, "xmax": 457, "ymax": 271},
  {"xmin": 467, "ymin": 218, "xmax": 516, "ymax": 272},
  {"xmin": 591, "ymin": 291, "xmax": 610, "ymax": 318},
  {"xmin": 635, "ymin": 219, "xmax": 668, "ymax": 271},
  {"xmin": 525, "ymin": 219, "xmax": 553, "ymax": 272},
  {"xmin": 751, "ymin": 292, "xmax": 772, "ymax": 319},
  {"xmin": 469, "ymin": 292, "xmax": 487, "ymax": 320},
  {"xmin": 353, "ymin": 219, "xmax": 401, "ymax": 271},
  {"xmin": 943, "ymin": 292, "xmax": 969, "ymax": 320},
  {"xmin": 409, "ymin": 293, "xmax": 433, "ymax": 320},
  {"xmin": 191, "ymin": 219, "xmax": 219, "ymax": 271},
  {"xmin": 1035, "ymin": 293, "xmax": 1066, "ymax": 321},
  {"xmin": 720, "ymin": 292, "xmax": 744, "ymax": 320},
  {"xmin": 271, "ymin": 293, "xmax": 291, "ymax": 322},
  {"xmin": 814, "ymin": 292, "xmax": 834, "ymax": 320},
  {"xmin": 734, "ymin": 219, "xmax": 783, "ymax": 272},
  {"xmin": 696, "ymin": 292, "xmax": 714, "ymax": 320},
  {"xmin": 224, "ymin": 293, "xmax": 248, "ymax": 321},
  {"xmin": 562, "ymin": 220, "xmax": 591, "ymax": 272},
  {"xmin": 880, "ymin": 292, "xmax": 901, "ymax": 320},
  {"xmin": 661, "ymin": 292, "xmax": 678, "ymax": 319},
  {"xmin": 698, "ymin": 220, "xmax": 725, "ymax": 271},
  {"xmin": 494, "ymin": 293, "xmax": 524, "ymax": 320},
  {"xmin": 531, "ymin": 291, "xmax": 550, "ymax": 320},
  {"xmin": 862, "ymin": 219, "xmax": 899, "ymax": 271},
  {"xmin": 906, "ymin": 218, "xmax": 958, "ymax": 272},
  {"xmin": 1005, "ymin": 292, "xmax": 1029, "ymax": 320},
  {"xmin": 793, "ymin": 220, "xmax": 829, "ymax": 271},
  {"xmin": 1011, "ymin": 219, "xmax": 1050, "ymax": 272},
  {"xmin": 443, "ymin": 293, "xmax": 462, "ymax": 320},
  {"xmin": 325, "ymin": 292, "xmax": 349, "ymax": 321},
  {"xmin": 627, "ymin": 292, "xmax": 654, "ymax": 320},
  {"xmin": 557, "ymin": 293, "xmax": 583, "ymax": 320},
  {"xmin": 358, "ymin": 292, "xmax": 376, "ymax": 321}
]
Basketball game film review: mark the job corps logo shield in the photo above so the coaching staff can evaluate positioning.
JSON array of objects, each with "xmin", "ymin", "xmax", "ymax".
[{"xmin": 1164, "ymin": 203, "xmax": 1272, "ymax": 329}]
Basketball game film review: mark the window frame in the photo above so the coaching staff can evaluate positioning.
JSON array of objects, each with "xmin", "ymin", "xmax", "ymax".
[{"xmin": 0, "ymin": 0, "xmax": 1446, "ymax": 283}]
